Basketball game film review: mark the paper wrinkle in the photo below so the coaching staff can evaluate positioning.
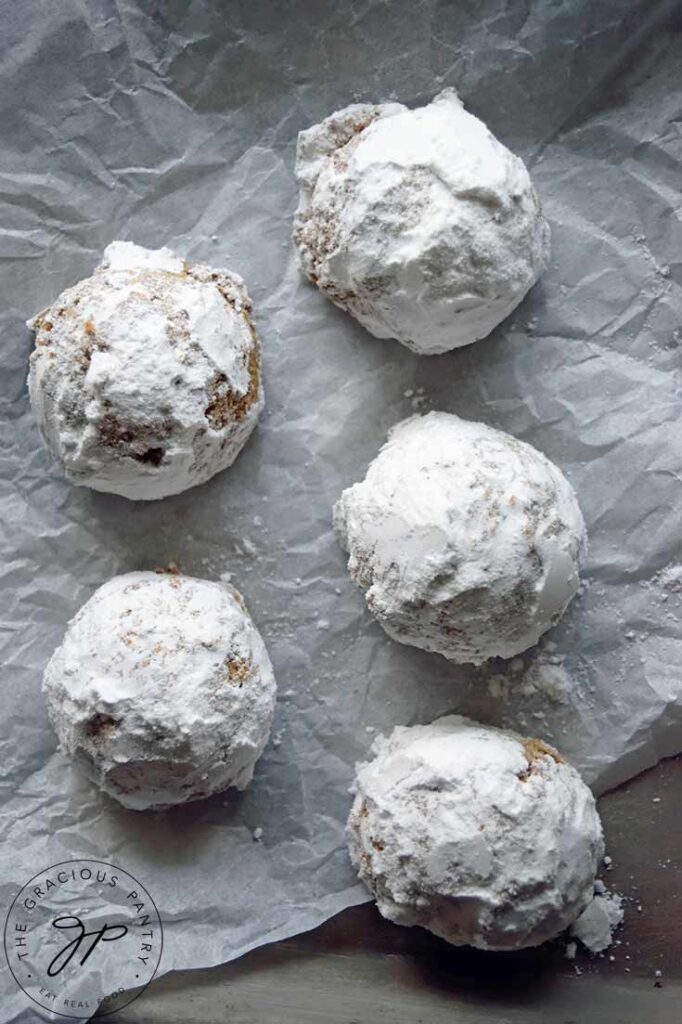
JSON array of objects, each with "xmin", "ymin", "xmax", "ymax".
[{"xmin": 1, "ymin": 1, "xmax": 681, "ymax": 1021}]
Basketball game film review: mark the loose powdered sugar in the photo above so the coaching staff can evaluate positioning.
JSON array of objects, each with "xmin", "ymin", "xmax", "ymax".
[
  {"xmin": 487, "ymin": 649, "xmax": 573, "ymax": 703},
  {"xmin": 655, "ymin": 564, "xmax": 682, "ymax": 594},
  {"xmin": 28, "ymin": 240, "xmax": 263, "ymax": 500},
  {"xmin": 294, "ymin": 89, "xmax": 550, "ymax": 354},
  {"xmin": 347, "ymin": 716, "xmax": 604, "ymax": 950},
  {"xmin": 569, "ymin": 882, "xmax": 625, "ymax": 953},
  {"xmin": 43, "ymin": 571, "xmax": 277, "ymax": 811},
  {"xmin": 334, "ymin": 412, "xmax": 587, "ymax": 665}
]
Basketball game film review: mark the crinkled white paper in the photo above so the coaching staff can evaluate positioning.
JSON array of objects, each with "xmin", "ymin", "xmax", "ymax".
[{"xmin": 1, "ymin": 1, "xmax": 681, "ymax": 1021}]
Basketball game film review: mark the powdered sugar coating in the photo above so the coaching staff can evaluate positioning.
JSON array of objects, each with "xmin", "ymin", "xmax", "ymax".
[
  {"xmin": 43, "ymin": 571, "xmax": 277, "ymax": 810},
  {"xmin": 294, "ymin": 89, "xmax": 550, "ymax": 354},
  {"xmin": 334, "ymin": 412, "xmax": 586, "ymax": 665},
  {"xmin": 28, "ymin": 241, "xmax": 263, "ymax": 500},
  {"xmin": 570, "ymin": 884, "xmax": 624, "ymax": 952},
  {"xmin": 347, "ymin": 716, "xmax": 604, "ymax": 950}
]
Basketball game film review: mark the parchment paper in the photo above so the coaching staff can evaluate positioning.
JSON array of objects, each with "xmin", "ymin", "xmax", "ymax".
[{"xmin": 1, "ymin": 1, "xmax": 681, "ymax": 1020}]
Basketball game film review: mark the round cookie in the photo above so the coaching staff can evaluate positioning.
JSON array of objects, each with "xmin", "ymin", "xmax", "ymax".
[
  {"xmin": 28, "ymin": 241, "xmax": 263, "ymax": 500},
  {"xmin": 43, "ymin": 571, "xmax": 277, "ymax": 810},
  {"xmin": 334, "ymin": 412, "xmax": 586, "ymax": 664},
  {"xmin": 347, "ymin": 716, "xmax": 604, "ymax": 950},
  {"xmin": 294, "ymin": 89, "xmax": 549, "ymax": 354}
]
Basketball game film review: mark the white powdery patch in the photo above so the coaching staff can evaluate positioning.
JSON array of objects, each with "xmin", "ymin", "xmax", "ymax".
[
  {"xmin": 28, "ymin": 241, "xmax": 263, "ymax": 500},
  {"xmin": 43, "ymin": 571, "xmax": 277, "ymax": 811},
  {"xmin": 347, "ymin": 716, "xmax": 604, "ymax": 951},
  {"xmin": 294, "ymin": 89, "xmax": 550, "ymax": 355},
  {"xmin": 334, "ymin": 412, "xmax": 586, "ymax": 665},
  {"xmin": 569, "ymin": 882, "xmax": 624, "ymax": 953},
  {"xmin": 656, "ymin": 564, "xmax": 682, "ymax": 593}
]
